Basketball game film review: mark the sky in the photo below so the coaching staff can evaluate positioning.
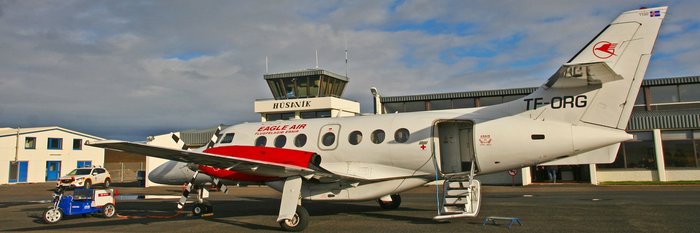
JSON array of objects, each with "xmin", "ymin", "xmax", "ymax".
[{"xmin": 0, "ymin": 0, "xmax": 698, "ymax": 141}]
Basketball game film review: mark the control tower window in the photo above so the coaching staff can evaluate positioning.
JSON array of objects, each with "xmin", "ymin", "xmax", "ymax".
[{"xmin": 309, "ymin": 76, "xmax": 320, "ymax": 97}]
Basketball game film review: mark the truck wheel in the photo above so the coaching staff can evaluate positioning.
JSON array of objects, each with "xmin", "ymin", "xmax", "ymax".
[
  {"xmin": 102, "ymin": 203, "xmax": 116, "ymax": 218},
  {"xmin": 279, "ymin": 206, "xmax": 309, "ymax": 232},
  {"xmin": 104, "ymin": 178, "xmax": 111, "ymax": 188},
  {"xmin": 84, "ymin": 180, "xmax": 92, "ymax": 189},
  {"xmin": 43, "ymin": 208, "xmax": 62, "ymax": 224}
]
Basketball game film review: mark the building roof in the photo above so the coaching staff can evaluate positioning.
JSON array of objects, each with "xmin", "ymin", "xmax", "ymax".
[
  {"xmin": 264, "ymin": 69, "xmax": 349, "ymax": 82},
  {"xmin": 380, "ymin": 75, "xmax": 700, "ymax": 103},
  {"xmin": 628, "ymin": 109, "xmax": 700, "ymax": 131},
  {"xmin": 0, "ymin": 126, "xmax": 105, "ymax": 140},
  {"xmin": 178, "ymin": 125, "xmax": 230, "ymax": 147}
]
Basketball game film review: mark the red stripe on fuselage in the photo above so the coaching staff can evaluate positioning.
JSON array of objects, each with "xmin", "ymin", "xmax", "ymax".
[{"xmin": 199, "ymin": 145, "xmax": 316, "ymax": 182}]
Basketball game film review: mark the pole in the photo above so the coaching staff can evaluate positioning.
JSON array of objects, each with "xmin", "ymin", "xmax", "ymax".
[{"xmin": 14, "ymin": 127, "xmax": 19, "ymax": 162}]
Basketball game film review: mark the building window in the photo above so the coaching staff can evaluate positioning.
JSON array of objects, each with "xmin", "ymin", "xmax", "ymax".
[
  {"xmin": 255, "ymin": 136, "xmax": 267, "ymax": 147},
  {"xmin": 371, "ymin": 130, "xmax": 385, "ymax": 144},
  {"xmin": 394, "ymin": 128, "xmax": 410, "ymax": 143},
  {"xmin": 47, "ymin": 138, "xmax": 62, "ymax": 150},
  {"xmin": 348, "ymin": 131, "xmax": 363, "ymax": 145},
  {"xmin": 599, "ymin": 132, "xmax": 655, "ymax": 169},
  {"xmin": 429, "ymin": 100, "xmax": 452, "ymax": 110},
  {"xmin": 321, "ymin": 132, "xmax": 336, "ymax": 147},
  {"xmin": 220, "ymin": 133, "xmax": 235, "ymax": 143},
  {"xmin": 274, "ymin": 135, "xmax": 287, "ymax": 148},
  {"xmin": 649, "ymin": 85, "xmax": 679, "ymax": 104},
  {"xmin": 404, "ymin": 101, "xmax": 426, "ymax": 112},
  {"xmin": 73, "ymin": 139, "xmax": 82, "ymax": 150},
  {"xmin": 453, "ymin": 98, "xmax": 475, "ymax": 108},
  {"xmin": 384, "ymin": 102, "xmax": 404, "ymax": 113},
  {"xmin": 294, "ymin": 134, "xmax": 307, "ymax": 147},
  {"xmin": 300, "ymin": 111, "xmax": 332, "ymax": 119},
  {"xmin": 479, "ymin": 96, "xmax": 503, "ymax": 106},
  {"xmin": 678, "ymin": 83, "xmax": 700, "ymax": 102},
  {"xmin": 25, "ymin": 137, "xmax": 36, "ymax": 149},
  {"xmin": 662, "ymin": 130, "xmax": 696, "ymax": 168},
  {"xmin": 77, "ymin": 160, "xmax": 92, "ymax": 168}
]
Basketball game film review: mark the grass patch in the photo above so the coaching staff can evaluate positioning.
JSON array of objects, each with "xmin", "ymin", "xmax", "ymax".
[{"xmin": 600, "ymin": 180, "xmax": 700, "ymax": 185}]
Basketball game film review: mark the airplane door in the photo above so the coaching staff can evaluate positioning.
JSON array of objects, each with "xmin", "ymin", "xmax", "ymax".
[
  {"xmin": 436, "ymin": 121, "xmax": 475, "ymax": 174},
  {"xmin": 318, "ymin": 124, "xmax": 341, "ymax": 150}
]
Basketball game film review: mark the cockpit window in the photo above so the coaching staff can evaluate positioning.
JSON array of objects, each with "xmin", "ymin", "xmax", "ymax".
[{"xmin": 220, "ymin": 133, "xmax": 235, "ymax": 144}]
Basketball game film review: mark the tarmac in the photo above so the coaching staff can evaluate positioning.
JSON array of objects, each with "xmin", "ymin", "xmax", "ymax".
[{"xmin": 1, "ymin": 182, "xmax": 699, "ymax": 232}]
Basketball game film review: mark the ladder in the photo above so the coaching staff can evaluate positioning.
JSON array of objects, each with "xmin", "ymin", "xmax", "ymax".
[{"xmin": 433, "ymin": 161, "xmax": 481, "ymax": 221}]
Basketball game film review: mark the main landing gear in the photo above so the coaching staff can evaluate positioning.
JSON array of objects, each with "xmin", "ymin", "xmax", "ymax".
[
  {"xmin": 377, "ymin": 194, "xmax": 402, "ymax": 210},
  {"xmin": 178, "ymin": 170, "xmax": 227, "ymax": 217}
]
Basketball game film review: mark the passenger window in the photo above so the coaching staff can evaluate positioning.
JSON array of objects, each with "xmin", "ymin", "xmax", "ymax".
[
  {"xmin": 322, "ymin": 132, "xmax": 336, "ymax": 146},
  {"xmin": 220, "ymin": 133, "xmax": 235, "ymax": 143},
  {"xmin": 255, "ymin": 136, "xmax": 267, "ymax": 146},
  {"xmin": 394, "ymin": 128, "xmax": 410, "ymax": 143},
  {"xmin": 371, "ymin": 130, "xmax": 385, "ymax": 144},
  {"xmin": 274, "ymin": 135, "xmax": 287, "ymax": 148},
  {"xmin": 348, "ymin": 131, "xmax": 363, "ymax": 145},
  {"xmin": 294, "ymin": 134, "xmax": 307, "ymax": 147}
]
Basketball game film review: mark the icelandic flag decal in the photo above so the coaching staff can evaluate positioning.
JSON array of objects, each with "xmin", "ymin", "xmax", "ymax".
[{"xmin": 650, "ymin": 10, "xmax": 661, "ymax": 17}]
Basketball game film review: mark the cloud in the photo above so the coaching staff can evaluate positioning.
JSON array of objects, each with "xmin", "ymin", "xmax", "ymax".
[{"xmin": 0, "ymin": 1, "xmax": 696, "ymax": 141}]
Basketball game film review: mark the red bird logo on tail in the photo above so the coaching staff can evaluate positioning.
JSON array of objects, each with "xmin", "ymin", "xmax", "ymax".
[{"xmin": 593, "ymin": 41, "xmax": 617, "ymax": 59}]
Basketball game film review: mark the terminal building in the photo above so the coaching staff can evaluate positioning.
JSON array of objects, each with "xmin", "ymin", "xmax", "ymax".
[
  {"xmin": 378, "ymin": 75, "xmax": 700, "ymax": 184},
  {"xmin": 0, "ymin": 126, "xmax": 105, "ymax": 185}
]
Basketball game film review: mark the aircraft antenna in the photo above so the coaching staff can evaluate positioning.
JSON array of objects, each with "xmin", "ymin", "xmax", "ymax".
[{"xmin": 345, "ymin": 34, "xmax": 349, "ymax": 78}]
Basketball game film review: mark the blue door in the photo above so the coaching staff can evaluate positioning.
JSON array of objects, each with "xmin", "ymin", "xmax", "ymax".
[
  {"xmin": 46, "ymin": 161, "xmax": 61, "ymax": 181},
  {"xmin": 18, "ymin": 162, "xmax": 27, "ymax": 182}
]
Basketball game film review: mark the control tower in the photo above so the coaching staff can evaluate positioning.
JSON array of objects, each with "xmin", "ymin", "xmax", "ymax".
[{"xmin": 254, "ymin": 69, "xmax": 360, "ymax": 122}]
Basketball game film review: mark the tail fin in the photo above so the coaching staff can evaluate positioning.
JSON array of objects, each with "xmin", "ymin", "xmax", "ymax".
[{"xmin": 520, "ymin": 7, "xmax": 667, "ymax": 129}]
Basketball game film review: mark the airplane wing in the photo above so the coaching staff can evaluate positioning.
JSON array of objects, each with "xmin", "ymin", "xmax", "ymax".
[{"xmin": 87, "ymin": 140, "xmax": 334, "ymax": 180}]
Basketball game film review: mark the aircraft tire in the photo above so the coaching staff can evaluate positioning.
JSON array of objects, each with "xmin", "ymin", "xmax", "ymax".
[
  {"xmin": 192, "ymin": 203, "xmax": 206, "ymax": 216},
  {"xmin": 279, "ymin": 205, "xmax": 309, "ymax": 232},
  {"xmin": 377, "ymin": 194, "xmax": 401, "ymax": 209}
]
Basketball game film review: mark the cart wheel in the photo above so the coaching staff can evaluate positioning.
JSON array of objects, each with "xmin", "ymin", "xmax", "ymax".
[
  {"xmin": 102, "ymin": 203, "xmax": 116, "ymax": 218},
  {"xmin": 43, "ymin": 208, "xmax": 62, "ymax": 224}
]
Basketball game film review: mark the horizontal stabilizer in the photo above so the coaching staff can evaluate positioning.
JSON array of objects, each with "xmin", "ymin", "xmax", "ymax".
[{"xmin": 544, "ymin": 62, "xmax": 622, "ymax": 89}]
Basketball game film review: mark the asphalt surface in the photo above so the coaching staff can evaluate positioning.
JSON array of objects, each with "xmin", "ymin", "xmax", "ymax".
[{"xmin": 1, "ymin": 183, "xmax": 699, "ymax": 232}]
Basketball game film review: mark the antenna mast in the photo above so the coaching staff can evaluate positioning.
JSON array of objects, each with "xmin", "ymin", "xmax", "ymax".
[
  {"xmin": 315, "ymin": 50, "xmax": 319, "ymax": 69},
  {"xmin": 344, "ymin": 34, "xmax": 349, "ymax": 78}
]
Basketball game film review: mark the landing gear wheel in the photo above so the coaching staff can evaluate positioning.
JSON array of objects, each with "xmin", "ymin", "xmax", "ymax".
[
  {"xmin": 104, "ymin": 178, "xmax": 111, "ymax": 188},
  {"xmin": 192, "ymin": 203, "xmax": 209, "ymax": 216},
  {"xmin": 102, "ymin": 203, "xmax": 116, "ymax": 218},
  {"xmin": 279, "ymin": 206, "xmax": 309, "ymax": 232},
  {"xmin": 43, "ymin": 208, "xmax": 62, "ymax": 224},
  {"xmin": 84, "ymin": 180, "xmax": 92, "ymax": 189},
  {"xmin": 377, "ymin": 194, "xmax": 401, "ymax": 209}
]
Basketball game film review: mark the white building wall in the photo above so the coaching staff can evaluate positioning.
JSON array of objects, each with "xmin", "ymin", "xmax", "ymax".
[
  {"xmin": 145, "ymin": 133, "xmax": 181, "ymax": 187},
  {"xmin": 0, "ymin": 127, "xmax": 104, "ymax": 185}
]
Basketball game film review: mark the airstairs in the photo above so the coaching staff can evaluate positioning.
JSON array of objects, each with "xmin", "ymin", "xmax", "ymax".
[{"xmin": 433, "ymin": 161, "xmax": 481, "ymax": 221}]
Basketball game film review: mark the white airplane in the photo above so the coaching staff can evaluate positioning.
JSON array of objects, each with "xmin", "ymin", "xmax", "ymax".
[{"xmin": 88, "ymin": 7, "xmax": 667, "ymax": 232}]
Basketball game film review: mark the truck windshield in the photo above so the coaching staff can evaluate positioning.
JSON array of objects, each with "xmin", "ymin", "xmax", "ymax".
[{"xmin": 68, "ymin": 169, "xmax": 92, "ymax": 175}]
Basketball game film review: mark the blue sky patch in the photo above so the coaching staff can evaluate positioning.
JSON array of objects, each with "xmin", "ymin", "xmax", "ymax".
[{"xmin": 166, "ymin": 51, "xmax": 210, "ymax": 61}]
